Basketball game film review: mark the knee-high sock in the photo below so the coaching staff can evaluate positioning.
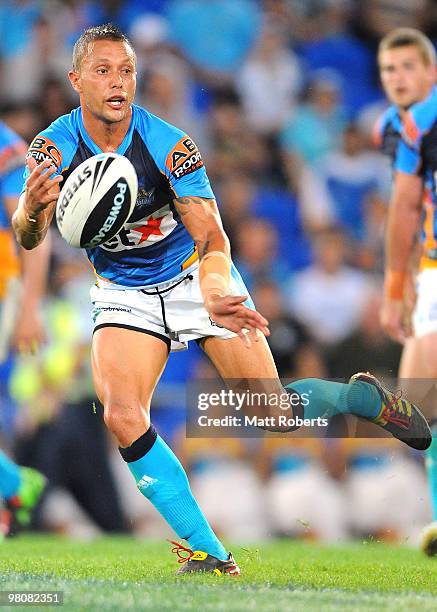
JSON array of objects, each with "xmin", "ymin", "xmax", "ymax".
[
  {"xmin": 119, "ymin": 425, "xmax": 227, "ymax": 560},
  {"xmin": 287, "ymin": 379, "xmax": 381, "ymax": 420},
  {"xmin": 0, "ymin": 450, "xmax": 21, "ymax": 500},
  {"xmin": 425, "ymin": 422, "xmax": 437, "ymax": 521}
]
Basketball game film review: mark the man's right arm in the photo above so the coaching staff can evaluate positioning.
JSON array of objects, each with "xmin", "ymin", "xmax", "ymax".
[
  {"xmin": 12, "ymin": 157, "xmax": 63, "ymax": 250},
  {"xmin": 381, "ymin": 169, "xmax": 423, "ymax": 342}
]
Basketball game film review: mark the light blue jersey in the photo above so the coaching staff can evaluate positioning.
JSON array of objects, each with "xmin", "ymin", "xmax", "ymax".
[
  {"xmin": 24, "ymin": 105, "xmax": 215, "ymax": 287},
  {"xmin": 375, "ymin": 87, "xmax": 437, "ymax": 259}
]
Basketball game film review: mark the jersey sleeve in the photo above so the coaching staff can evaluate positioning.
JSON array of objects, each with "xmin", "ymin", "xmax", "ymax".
[
  {"xmin": 373, "ymin": 106, "xmax": 398, "ymax": 151},
  {"xmin": 401, "ymin": 110, "xmax": 423, "ymax": 150},
  {"xmin": 394, "ymin": 108, "xmax": 426, "ymax": 176},
  {"xmin": 163, "ymin": 134, "xmax": 215, "ymax": 199},
  {"xmin": 394, "ymin": 137, "xmax": 422, "ymax": 175},
  {"xmin": 141, "ymin": 110, "xmax": 215, "ymax": 199},
  {"xmin": 372, "ymin": 115, "xmax": 384, "ymax": 149},
  {"xmin": 22, "ymin": 115, "xmax": 78, "ymax": 190}
]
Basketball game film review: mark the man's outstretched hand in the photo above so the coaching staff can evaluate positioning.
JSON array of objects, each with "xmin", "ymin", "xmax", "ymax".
[{"xmin": 205, "ymin": 294, "xmax": 270, "ymax": 348}]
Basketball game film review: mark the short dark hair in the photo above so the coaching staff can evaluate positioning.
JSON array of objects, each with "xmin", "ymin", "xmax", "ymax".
[
  {"xmin": 378, "ymin": 28, "xmax": 436, "ymax": 67},
  {"xmin": 72, "ymin": 23, "xmax": 136, "ymax": 71}
]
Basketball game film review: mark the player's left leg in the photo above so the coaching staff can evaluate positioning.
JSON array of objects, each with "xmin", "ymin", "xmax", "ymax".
[
  {"xmin": 202, "ymin": 334, "xmax": 380, "ymax": 424},
  {"xmin": 201, "ymin": 335, "xmax": 431, "ymax": 449}
]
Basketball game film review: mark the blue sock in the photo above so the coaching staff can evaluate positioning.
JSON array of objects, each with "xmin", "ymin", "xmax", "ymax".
[
  {"xmin": 0, "ymin": 450, "xmax": 21, "ymax": 499},
  {"xmin": 287, "ymin": 379, "xmax": 381, "ymax": 420},
  {"xmin": 120, "ymin": 426, "xmax": 227, "ymax": 560},
  {"xmin": 425, "ymin": 423, "xmax": 437, "ymax": 521}
]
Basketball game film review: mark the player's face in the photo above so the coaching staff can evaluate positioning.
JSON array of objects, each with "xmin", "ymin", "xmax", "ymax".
[
  {"xmin": 70, "ymin": 40, "xmax": 136, "ymax": 124},
  {"xmin": 379, "ymin": 46, "xmax": 436, "ymax": 109}
]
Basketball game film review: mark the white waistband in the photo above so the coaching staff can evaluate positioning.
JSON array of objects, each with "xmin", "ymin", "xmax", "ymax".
[{"xmin": 96, "ymin": 262, "xmax": 199, "ymax": 292}]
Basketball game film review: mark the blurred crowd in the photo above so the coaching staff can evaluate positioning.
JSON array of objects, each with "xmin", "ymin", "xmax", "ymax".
[{"xmin": 1, "ymin": 0, "xmax": 437, "ymax": 543}]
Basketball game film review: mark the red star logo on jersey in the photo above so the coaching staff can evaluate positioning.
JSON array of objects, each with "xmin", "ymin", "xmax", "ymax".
[{"xmin": 132, "ymin": 217, "xmax": 165, "ymax": 244}]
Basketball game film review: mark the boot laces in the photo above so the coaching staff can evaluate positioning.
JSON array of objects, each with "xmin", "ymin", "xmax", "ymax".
[
  {"xmin": 382, "ymin": 389, "xmax": 411, "ymax": 427},
  {"xmin": 168, "ymin": 539, "xmax": 193, "ymax": 564}
]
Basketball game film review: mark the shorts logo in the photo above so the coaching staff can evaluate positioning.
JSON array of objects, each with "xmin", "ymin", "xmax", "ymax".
[
  {"xmin": 97, "ymin": 306, "xmax": 132, "ymax": 313},
  {"xmin": 27, "ymin": 135, "xmax": 62, "ymax": 167},
  {"xmin": 92, "ymin": 306, "xmax": 132, "ymax": 321},
  {"xmin": 166, "ymin": 137, "xmax": 204, "ymax": 180}
]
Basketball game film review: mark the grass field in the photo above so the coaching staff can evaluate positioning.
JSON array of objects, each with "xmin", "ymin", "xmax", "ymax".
[{"xmin": 1, "ymin": 536, "xmax": 437, "ymax": 611}]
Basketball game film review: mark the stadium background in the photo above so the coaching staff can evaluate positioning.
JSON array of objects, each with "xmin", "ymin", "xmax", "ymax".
[{"xmin": 1, "ymin": 0, "xmax": 436, "ymax": 543}]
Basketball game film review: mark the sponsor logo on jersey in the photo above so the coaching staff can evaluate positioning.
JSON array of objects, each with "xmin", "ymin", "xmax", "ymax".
[
  {"xmin": 166, "ymin": 136, "xmax": 204, "ymax": 180},
  {"xmin": 132, "ymin": 217, "xmax": 165, "ymax": 244},
  {"xmin": 27, "ymin": 135, "xmax": 62, "ymax": 167},
  {"xmin": 100, "ymin": 205, "xmax": 177, "ymax": 251}
]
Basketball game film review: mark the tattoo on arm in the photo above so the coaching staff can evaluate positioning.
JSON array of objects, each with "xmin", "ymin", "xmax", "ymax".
[
  {"xmin": 174, "ymin": 195, "xmax": 229, "ymax": 259},
  {"xmin": 198, "ymin": 239, "xmax": 210, "ymax": 258},
  {"xmin": 175, "ymin": 196, "xmax": 192, "ymax": 217}
]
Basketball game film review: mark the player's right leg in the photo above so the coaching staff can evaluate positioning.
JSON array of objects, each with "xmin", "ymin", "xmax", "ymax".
[
  {"xmin": 400, "ymin": 333, "xmax": 437, "ymax": 556},
  {"xmin": 402, "ymin": 269, "xmax": 437, "ymax": 555},
  {"xmin": 91, "ymin": 326, "xmax": 238, "ymax": 574}
]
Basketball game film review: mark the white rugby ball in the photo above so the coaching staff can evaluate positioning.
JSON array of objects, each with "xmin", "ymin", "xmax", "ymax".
[{"xmin": 56, "ymin": 152, "xmax": 138, "ymax": 248}]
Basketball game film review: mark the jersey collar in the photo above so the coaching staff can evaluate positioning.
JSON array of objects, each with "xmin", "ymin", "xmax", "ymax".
[{"xmin": 78, "ymin": 105, "xmax": 136, "ymax": 155}]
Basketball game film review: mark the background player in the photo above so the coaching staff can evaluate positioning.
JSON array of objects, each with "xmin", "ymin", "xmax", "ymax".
[
  {"xmin": 0, "ymin": 118, "xmax": 48, "ymax": 537},
  {"xmin": 377, "ymin": 28, "xmax": 437, "ymax": 555},
  {"xmin": 12, "ymin": 24, "xmax": 431, "ymax": 573}
]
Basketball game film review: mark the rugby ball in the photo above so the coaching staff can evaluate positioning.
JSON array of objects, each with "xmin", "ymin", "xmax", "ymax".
[{"xmin": 56, "ymin": 152, "xmax": 138, "ymax": 248}]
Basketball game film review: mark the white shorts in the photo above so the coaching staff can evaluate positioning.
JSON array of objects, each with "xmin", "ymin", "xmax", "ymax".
[
  {"xmin": 90, "ymin": 263, "xmax": 254, "ymax": 351},
  {"xmin": 413, "ymin": 268, "xmax": 437, "ymax": 337}
]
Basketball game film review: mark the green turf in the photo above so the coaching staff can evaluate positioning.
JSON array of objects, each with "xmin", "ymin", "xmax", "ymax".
[{"xmin": 1, "ymin": 536, "xmax": 437, "ymax": 611}]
